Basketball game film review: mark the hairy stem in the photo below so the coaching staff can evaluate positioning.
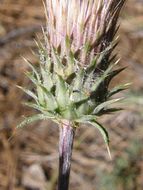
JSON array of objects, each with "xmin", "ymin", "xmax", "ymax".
[{"xmin": 58, "ymin": 120, "xmax": 75, "ymax": 190}]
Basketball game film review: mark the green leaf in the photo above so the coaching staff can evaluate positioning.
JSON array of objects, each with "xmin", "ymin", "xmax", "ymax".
[
  {"xmin": 61, "ymin": 104, "xmax": 77, "ymax": 120},
  {"xmin": 17, "ymin": 114, "xmax": 54, "ymax": 128},
  {"xmin": 107, "ymin": 83, "xmax": 130, "ymax": 98},
  {"xmin": 34, "ymin": 38, "xmax": 52, "ymax": 71},
  {"xmin": 38, "ymin": 85, "xmax": 58, "ymax": 111},
  {"xmin": 51, "ymin": 47, "xmax": 65, "ymax": 76},
  {"xmin": 73, "ymin": 69, "xmax": 85, "ymax": 90},
  {"xmin": 91, "ymin": 61, "xmax": 117, "ymax": 92},
  {"xmin": 24, "ymin": 102, "xmax": 42, "ymax": 109},
  {"xmin": 65, "ymin": 35, "xmax": 71, "ymax": 49},
  {"xmin": 77, "ymin": 117, "xmax": 111, "ymax": 159},
  {"xmin": 55, "ymin": 75, "xmax": 69, "ymax": 108},
  {"xmin": 75, "ymin": 115, "xmax": 97, "ymax": 122},
  {"xmin": 107, "ymin": 67, "xmax": 127, "ymax": 85},
  {"xmin": 71, "ymin": 87, "xmax": 90, "ymax": 105},
  {"xmin": 68, "ymin": 51, "xmax": 75, "ymax": 65},
  {"xmin": 85, "ymin": 56, "xmax": 97, "ymax": 74},
  {"xmin": 24, "ymin": 102, "xmax": 46, "ymax": 113},
  {"xmin": 93, "ymin": 98, "xmax": 123, "ymax": 115},
  {"xmin": 96, "ymin": 107, "xmax": 123, "ymax": 115},
  {"xmin": 25, "ymin": 71, "xmax": 53, "ymax": 106},
  {"xmin": 24, "ymin": 74, "xmax": 45, "ymax": 106},
  {"xmin": 66, "ymin": 51, "xmax": 75, "ymax": 77},
  {"xmin": 22, "ymin": 56, "xmax": 41, "ymax": 82},
  {"xmin": 84, "ymin": 41, "xmax": 91, "ymax": 54},
  {"xmin": 40, "ymin": 65, "xmax": 53, "ymax": 91},
  {"xmin": 36, "ymin": 85, "xmax": 45, "ymax": 105},
  {"xmin": 76, "ymin": 102, "xmax": 89, "ymax": 116},
  {"xmin": 64, "ymin": 42, "xmax": 75, "ymax": 75},
  {"xmin": 24, "ymin": 102, "xmax": 59, "ymax": 117},
  {"xmin": 74, "ymin": 96, "xmax": 89, "ymax": 106},
  {"xmin": 88, "ymin": 120, "xmax": 111, "ymax": 159},
  {"xmin": 25, "ymin": 71, "xmax": 39, "ymax": 85},
  {"xmin": 17, "ymin": 86, "xmax": 38, "ymax": 103}
]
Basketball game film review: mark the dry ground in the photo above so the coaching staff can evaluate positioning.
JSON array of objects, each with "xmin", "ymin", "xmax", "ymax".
[{"xmin": 0, "ymin": 0, "xmax": 143, "ymax": 190}]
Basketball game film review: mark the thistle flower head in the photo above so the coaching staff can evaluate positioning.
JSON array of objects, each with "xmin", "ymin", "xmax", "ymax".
[
  {"xmin": 46, "ymin": 0, "xmax": 125, "ymax": 66},
  {"xmin": 18, "ymin": 0, "xmax": 127, "ymax": 156}
]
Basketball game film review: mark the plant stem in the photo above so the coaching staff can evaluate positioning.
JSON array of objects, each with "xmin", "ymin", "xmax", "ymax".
[{"xmin": 58, "ymin": 120, "xmax": 75, "ymax": 190}]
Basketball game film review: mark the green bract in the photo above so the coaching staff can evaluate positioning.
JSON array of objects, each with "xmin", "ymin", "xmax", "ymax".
[
  {"xmin": 18, "ymin": 35, "xmax": 128, "ymax": 157},
  {"xmin": 18, "ymin": 0, "xmax": 127, "ymax": 157}
]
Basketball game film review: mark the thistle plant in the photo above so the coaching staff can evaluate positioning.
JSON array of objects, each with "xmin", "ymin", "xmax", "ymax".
[{"xmin": 18, "ymin": 0, "xmax": 127, "ymax": 190}]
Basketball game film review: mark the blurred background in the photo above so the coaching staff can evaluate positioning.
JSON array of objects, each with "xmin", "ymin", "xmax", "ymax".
[{"xmin": 0, "ymin": 0, "xmax": 143, "ymax": 189}]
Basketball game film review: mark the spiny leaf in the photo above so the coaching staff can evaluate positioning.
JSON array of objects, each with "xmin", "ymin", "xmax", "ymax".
[
  {"xmin": 25, "ymin": 71, "xmax": 39, "ymax": 85},
  {"xmin": 34, "ymin": 38, "xmax": 52, "ymax": 71},
  {"xmin": 24, "ymin": 102, "xmax": 57, "ymax": 117},
  {"xmin": 38, "ymin": 84, "xmax": 58, "ymax": 111},
  {"xmin": 75, "ymin": 115, "xmax": 97, "ymax": 123},
  {"xmin": 76, "ymin": 117, "xmax": 111, "ymax": 159},
  {"xmin": 34, "ymin": 37, "xmax": 48, "ymax": 59},
  {"xmin": 73, "ymin": 69, "xmax": 85, "ymax": 90},
  {"xmin": 74, "ymin": 94, "xmax": 89, "ymax": 106},
  {"xmin": 68, "ymin": 50, "xmax": 75, "ymax": 65},
  {"xmin": 51, "ymin": 47, "xmax": 65, "ymax": 76},
  {"xmin": 66, "ymin": 50, "xmax": 75, "ymax": 77},
  {"xmin": 88, "ymin": 120, "xmax": 111, "ymax": 159},
  {"xmin": 76, "ymin": 102, "xmax": 89, "ymax": 116},
  {"xmin": 25, "ymin": 71, "xmax": 54, "ymax": 106},
  {"xmin": 93, "ymin": 98, "xmax": 123, "ymax": 115},
  {"xmin": 55, "ymin": 74, "xmax": 69, "ymax": 108},
  {"xmin": 17, "ymin": 114, "xmax": 54, "ymax": 129},
  {"xmin": 96, "ymin": 107, "xmax": 123, "ymax": 115},
  {"xmin": 40, "ymin": 65, "xmax": 53, "ymax": 91},
  {"xmin": 94, "ymin": 44, "xmax": 114, "ymax": 67},
  {"xmin": 24, "ymin": 102, "xmax": 47, "ymax": 113},
  {"xmin": 107, "ymin": 67, "xmax": 127, "ymax": 85},
  {"xmin": 60, "ymin": 104, "xmax": 77, "ymax": 120},
  {"xmin": 21, "ymin": 56, "xmax": 41, "ymax": 82},
  {"xmin": 84, "ymin": 41, "xmax": 92, "ymax": 54},
  {"xmin": 36, "ymin": 85, "xmax": 45, "ymax": 106},
  {"xmin": 107, "ymin": 83, "xmax": 130, "ymax": 98},
  {"xmin": 91, "ymin": 60, "xmax": 119, "ymax": 92},
  {"xmin": 17, "ymin": 86, "xmax": 38, "ymax": 103},
  {"xmin": 85, "ymin": 56, "xmax": 98, "ymax": 74},
  {"xmin": 24, "ymin": 72, "xmax": 46, "ymax": 106}
]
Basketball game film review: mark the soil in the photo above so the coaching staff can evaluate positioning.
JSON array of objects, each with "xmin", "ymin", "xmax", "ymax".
[{"xmin": 0, "ymin": 1, "xmax": 143, "ymax": 190}]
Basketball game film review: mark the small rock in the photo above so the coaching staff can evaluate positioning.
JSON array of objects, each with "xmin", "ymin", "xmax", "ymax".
[
  {"xmin": 0, "ymin": 23, "xmax": 6, "ymax": 37},
  {"xmin": 22, "ymin": 163, "xmax": 47, "ymax": 190}
]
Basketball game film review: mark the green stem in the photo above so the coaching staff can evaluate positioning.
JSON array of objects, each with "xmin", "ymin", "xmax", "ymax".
[{"xmin": 58, "ymin": 120, "xmax": 75, "ymax": 190}]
